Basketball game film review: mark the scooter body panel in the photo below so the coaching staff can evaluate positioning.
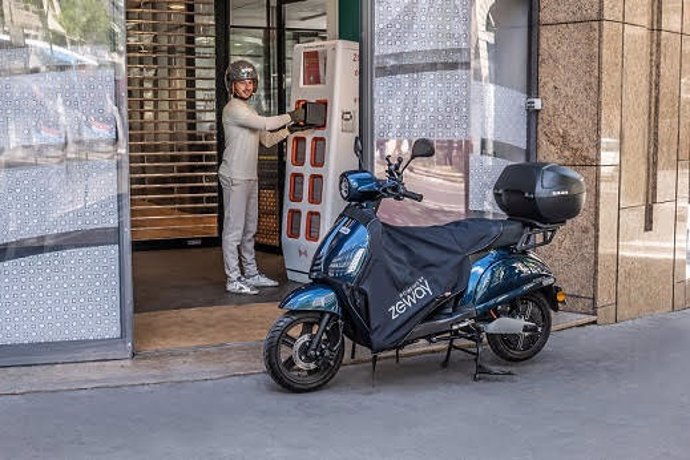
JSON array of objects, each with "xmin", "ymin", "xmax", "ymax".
[
  {"xmin": 310, "ymin": 216, "xmax": 369, "ymax": 285},
  {"xmin": 463, "ymin": 249, "xmax": 555, "ymax": 316},
  {"xmin": 279, "ymin": 283, "xmax": 342, "ymax": 316}
]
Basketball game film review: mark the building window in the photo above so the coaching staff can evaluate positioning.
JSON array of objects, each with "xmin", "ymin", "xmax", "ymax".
[{"xmin": 371, "ymin": 0, "xmax": 532, "ymax": 225}]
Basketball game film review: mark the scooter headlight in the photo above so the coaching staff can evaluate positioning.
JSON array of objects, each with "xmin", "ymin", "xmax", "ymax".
[
  {"xmin": 326, "ymin": 246, "xmax": 367, "ymax": 281},
  {"xmin": 339, "ymin": 175, "xmax": 351, "ymax": 201},
  {"xmin": 338, "ymin": 170, "xmax": 378, "ymax": 203}
]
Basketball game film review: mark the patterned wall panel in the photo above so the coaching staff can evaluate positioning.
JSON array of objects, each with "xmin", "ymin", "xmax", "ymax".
[
  {"xmin": 0, "ymin": 246, "xmax": 121, "ymax": 345},
  {"xmin": 0, "ymin": 159, "xmax": 123, "ymax": 345},
  {"xmin": 470, "ymin": 81, "xmax": 527, "ymax": 152},
  {"xmin": 0, "ymin": 161, "xmax": 118, "ymax": 244},
  {"xmin": 468, "ymin": 153, "xmax": 510, "ymax": 213},
  {"xmin": 374, "ymin": 0, "xmax": 471, "ymax": 140},
  {"xmin": 374, "ymin": 0, "xmax": 471, "ymax": 56},
  {"xmin": 375, "ymin": 71, "xmax": 470, "ymax": 140}
]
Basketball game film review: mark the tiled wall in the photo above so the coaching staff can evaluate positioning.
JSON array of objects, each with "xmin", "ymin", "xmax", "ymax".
[
  {"xmin": 0, "ymin": 246, "xmax": 121, "ymax": 345},
  {"xmin": 0, "ymin": 161, "xmax": 123, "ymax": 345},
  {"xmin": 538, "ymin": 0, "xmax": 690, "ymax": 322}
]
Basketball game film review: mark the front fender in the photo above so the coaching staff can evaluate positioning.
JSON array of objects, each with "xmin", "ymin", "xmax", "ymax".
[{"xmin": 279, "ymin": 283, "xmax": 342, "ymax": 316}]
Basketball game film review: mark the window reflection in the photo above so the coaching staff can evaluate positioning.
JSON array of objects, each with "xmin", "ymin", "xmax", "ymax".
[
  {"xmin": 0, "ymin": 0, "xmax": 126, "ymax": 345},
  {"xmin": 373, "ymin": 0, "xmax": 530, "ymax": 226},
  {"xmin": 1, "ymin": 0, "xmax": 123, "ymax": 162}
]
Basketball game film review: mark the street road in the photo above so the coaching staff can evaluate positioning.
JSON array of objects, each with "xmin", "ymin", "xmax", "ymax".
[
  {"xmin": 2, "ymin": 310, "xmax": 690, "ymax": 459},
  {"xmin": 378, "ymin": 168, "xmax": 467, "ymax": 226}
]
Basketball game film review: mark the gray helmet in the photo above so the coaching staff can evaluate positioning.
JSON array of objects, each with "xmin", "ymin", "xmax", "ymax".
[{"xmin": 225, "ymin": 60, "xmax": 258, "ymax": 94}]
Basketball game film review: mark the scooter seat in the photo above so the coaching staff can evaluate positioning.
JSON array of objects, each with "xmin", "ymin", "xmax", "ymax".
[
  {"xmin": 490, "ymin": 219, "xmax": 526, "ymax": 249},
  {"xmin": 446, "ymin": 218, "xmax": 525, "ymax": 251},
  {"xmin": 436, "ymin": 217, "xmax": 528, "ymax": 254}
]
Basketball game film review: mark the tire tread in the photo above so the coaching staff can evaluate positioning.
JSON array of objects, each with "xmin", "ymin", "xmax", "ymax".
[{"xmin": 263, "ymin": 312, "xmax": 343, "ymax": 393}]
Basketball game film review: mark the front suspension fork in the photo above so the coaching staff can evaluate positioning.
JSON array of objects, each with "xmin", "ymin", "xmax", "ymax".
[{"xmin": 307, "ymin": 312, "xmax": 334, "ymax": 358}]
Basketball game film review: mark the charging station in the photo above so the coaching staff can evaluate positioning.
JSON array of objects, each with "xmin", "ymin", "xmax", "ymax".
[{"xmin": 282, "ymin": 40, "xmax": 360, "ymax": 282}]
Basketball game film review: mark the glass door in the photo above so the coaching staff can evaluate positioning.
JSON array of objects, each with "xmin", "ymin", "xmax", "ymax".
[{"xmin": 228, "ymin": 0, "xmax": 326, "ymax": 247}]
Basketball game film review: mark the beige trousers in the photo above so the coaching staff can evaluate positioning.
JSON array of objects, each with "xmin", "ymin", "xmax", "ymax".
[{"xmin": 219, "ymin": 175, "xmax": 259, "ymax": 281}]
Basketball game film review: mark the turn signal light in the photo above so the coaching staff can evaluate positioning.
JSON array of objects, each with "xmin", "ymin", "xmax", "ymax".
[{"xmin": 556, "ymin": 290, "xmax": 567, "ymax": 303}]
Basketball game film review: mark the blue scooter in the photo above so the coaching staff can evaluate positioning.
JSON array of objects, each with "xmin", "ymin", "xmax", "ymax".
[{"xmin": 264, "ymin": 138, "xmax": 585, "ymax": 392}]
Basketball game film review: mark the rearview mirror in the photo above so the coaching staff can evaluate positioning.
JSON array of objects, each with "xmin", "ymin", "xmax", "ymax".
[
  {"xmin": 354, "ymin": 136, "xmax": 362, "ymax": 157},
  {"xmin": 353, "ymin": 136, "xmax": 364, "ymax": 170},
  {"xmin": 411, "ymin": 138, "xmax": 435, "ymax": 159}
]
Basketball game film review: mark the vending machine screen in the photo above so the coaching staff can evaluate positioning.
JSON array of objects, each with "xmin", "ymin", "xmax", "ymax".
[{"xmin": 302, "ymin": 49, "xmax": 327, "ymax": 86}]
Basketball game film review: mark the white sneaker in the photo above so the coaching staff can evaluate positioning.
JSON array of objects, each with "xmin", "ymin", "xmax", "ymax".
[
  {"xmin": 244, "ymin": 273, "xmax": 279, "ymax": 288},
  {"xmin": 226, "ymin": 278, "xmax": 259, "ymax": 295}
]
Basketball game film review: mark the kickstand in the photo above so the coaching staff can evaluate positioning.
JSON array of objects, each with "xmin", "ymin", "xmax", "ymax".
[
  {"xmin": 472, "ymin": 337, "xmax": 513, "ymax": 381},
  {"xmin": 395, "ymin": 348, "xmax": 400, "ymax": 364},
  {"xmin": 441, "ymin": 339, "xmax": 454, "ymax": 368},
  {"xmin": 351, "ymin": 342, "xmax": 356, "ymax": 360},
  {"xmin": 371, "ymin": 354, "xmax": 378, "ymax": 387},
  {"xmin": 441, "ymin": 334, "xmax": 514, "ymax": 380}
]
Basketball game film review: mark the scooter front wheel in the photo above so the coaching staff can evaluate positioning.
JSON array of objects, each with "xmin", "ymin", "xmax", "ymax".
[
  {"xmin": 486, "ymin": 292, "xmax": 552, "ymax": 362},
  {"xmin": 263, "ymin": 311, "xmax": 344, "ymax": 393}
]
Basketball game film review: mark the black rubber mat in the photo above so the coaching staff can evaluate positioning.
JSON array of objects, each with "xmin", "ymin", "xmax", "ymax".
[{"xmin": 132, "ymin": 247, "xmax": 301, "ymax": 313}]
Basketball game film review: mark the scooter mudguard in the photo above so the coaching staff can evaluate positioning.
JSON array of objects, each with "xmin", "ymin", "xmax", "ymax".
[
  {"xmin": 279, "ymin": 283, "xmax": 342, "ymax": 316},
  {"xmin": 464, "ymin": 249, "xmax": 555, "ymax": 315}
]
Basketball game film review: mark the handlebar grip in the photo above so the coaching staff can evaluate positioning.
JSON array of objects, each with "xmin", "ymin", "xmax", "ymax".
[{"xmin": 402, "ymin": 190, "xmax": 424, "ymax": 202}]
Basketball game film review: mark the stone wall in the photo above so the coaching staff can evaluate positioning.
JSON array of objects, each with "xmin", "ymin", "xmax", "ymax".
[{"xmin": 537, "ymin": 0, "xmax": 690, "ymax": 322}]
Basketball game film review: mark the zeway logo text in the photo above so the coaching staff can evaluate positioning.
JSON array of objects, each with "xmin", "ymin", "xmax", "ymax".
[{"xmin": 388, "ymin": 277, "xmax": 433, "ymax": 320}]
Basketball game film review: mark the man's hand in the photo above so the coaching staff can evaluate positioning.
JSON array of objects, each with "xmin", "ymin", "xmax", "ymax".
[
  {"xmin": 288, "ymin": 107, "xmax": 305, "ymax": 123},
  {"xmin": 288, "ymin": 123, "xmax": 313, "ymax": 134}
]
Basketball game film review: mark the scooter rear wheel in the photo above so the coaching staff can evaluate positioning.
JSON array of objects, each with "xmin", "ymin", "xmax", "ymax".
[
  {"xmin": 263, "ymin": 311, "xmax": 344, "ymax": 393},
  {"xmin": 486, "ymin": 292, "xmax": 552, "ymax": 362}
]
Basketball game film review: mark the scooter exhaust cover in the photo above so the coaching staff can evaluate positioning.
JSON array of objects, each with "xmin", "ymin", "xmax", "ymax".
[{"xmin": 484, "ymin": 317, "xmax": 536, "ymax": 334}]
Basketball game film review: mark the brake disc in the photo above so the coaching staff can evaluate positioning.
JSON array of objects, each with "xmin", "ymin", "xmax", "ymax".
[{"xmin": 292, "ymin": 335, "xmax": 318, "ymax": 371}]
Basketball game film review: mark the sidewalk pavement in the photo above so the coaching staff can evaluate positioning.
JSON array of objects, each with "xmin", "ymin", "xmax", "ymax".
[{"xmin": 0, "ymin": 310, "xmax": 595, "ymax": 396}]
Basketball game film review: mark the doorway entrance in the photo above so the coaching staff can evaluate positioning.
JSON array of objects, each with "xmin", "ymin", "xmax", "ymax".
[{"xmin": 125, "ymin": 0, "xmax": 329, "ymax": 351}]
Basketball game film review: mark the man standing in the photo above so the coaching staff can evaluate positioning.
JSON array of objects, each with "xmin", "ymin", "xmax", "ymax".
[{"xmin": 220, "ymin": 60, "xmax": 304, "ymax": 295}]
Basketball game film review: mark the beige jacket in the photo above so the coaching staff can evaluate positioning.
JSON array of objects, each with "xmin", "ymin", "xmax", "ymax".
[{"xmin": 219, "ymin": 98, "xmax": 291, "ymax": 180}]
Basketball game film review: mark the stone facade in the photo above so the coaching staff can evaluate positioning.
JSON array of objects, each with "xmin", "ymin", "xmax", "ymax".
[{"xmin": 537, "ymin": 0, "xmax": 690, "ymax": 322}]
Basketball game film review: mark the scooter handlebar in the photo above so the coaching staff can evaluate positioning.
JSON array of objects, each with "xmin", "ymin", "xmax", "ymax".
[{"xmin": 402, "ymin": 190, "xmax": 424, "ymax": 202}]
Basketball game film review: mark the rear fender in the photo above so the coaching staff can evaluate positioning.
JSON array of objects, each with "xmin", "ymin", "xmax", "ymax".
[
  {"xmin": 279, "ymin": 283, "xmax": 342, "ymax": 316},
  {"xmin": 475, "ymin": 276, "xmax": 555, "ymax": 315},
  {"xmin": 466, "ymin": 250, "xmax": 556, "ymax": 315}
]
